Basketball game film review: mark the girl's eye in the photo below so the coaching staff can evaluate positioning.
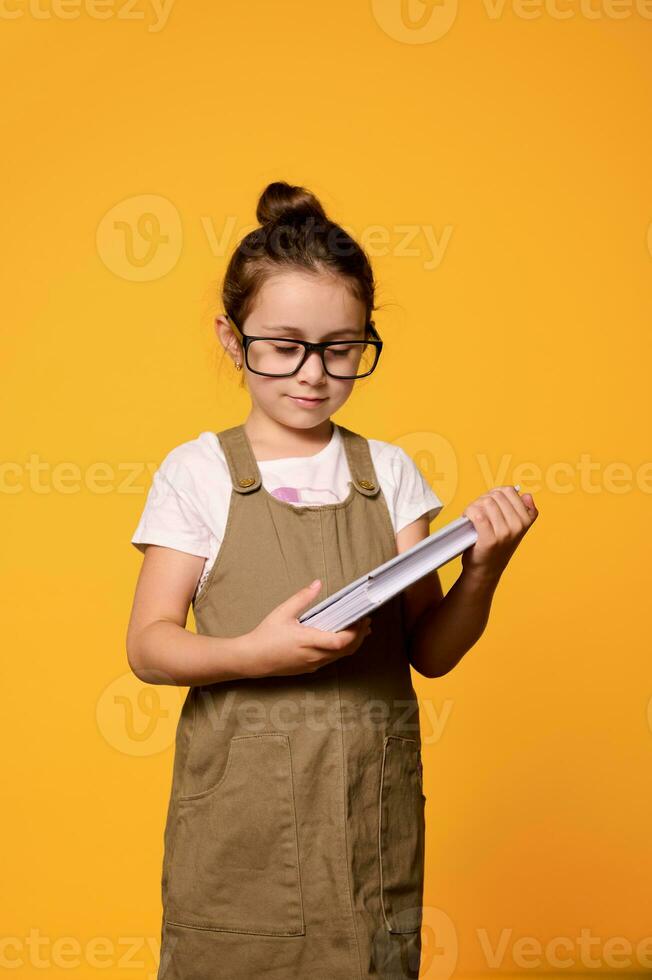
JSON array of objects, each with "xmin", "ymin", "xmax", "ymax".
[
  {"xmin": 330, "ymin": 348, "xmax": 352, "ymax": 356},
  {"xmin": 273, "ymin": 345, "xmax": 301, "ymax": 355}
]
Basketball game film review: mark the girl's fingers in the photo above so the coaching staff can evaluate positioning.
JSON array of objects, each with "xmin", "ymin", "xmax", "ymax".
[
  {"xmin": 498, "ymin": 485, "xmax": 533, "ymax": 524},
  {"xmin": 485, "ymin": 488, "xmax": 526, "ymax": 536},
  {"xmin": 494, "ymin": 486, "xmax": 538, "ymax": 528},
  {"xmin": 476, "ymin": 494, "xmax": 511, "ymax": 539},
  {"xmin": 300, "ymin": 616, "xmax": 370, "ymax": 652},
  {"xmin": 303, "ymin": 625, "xmax": 342, "ymax": 649},
  {"xmin": 521, "ymin": 492, "xmax": 539, "ymax": 518}
]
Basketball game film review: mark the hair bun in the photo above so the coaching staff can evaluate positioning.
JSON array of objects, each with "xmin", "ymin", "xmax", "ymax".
[{"xmin": 256, "ymin": 181, "xmax": 328, "ymax": 226}]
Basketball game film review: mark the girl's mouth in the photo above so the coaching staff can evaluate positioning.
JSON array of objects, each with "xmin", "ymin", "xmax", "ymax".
[{"xmin": 287, "ymin": 395, "xmax": 327, "ymax": 408}]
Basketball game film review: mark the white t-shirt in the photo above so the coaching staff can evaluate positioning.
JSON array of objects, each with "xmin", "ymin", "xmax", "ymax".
[{"xmin": 131, "ymin": 423, "xmax": 444, "ymax": 601}]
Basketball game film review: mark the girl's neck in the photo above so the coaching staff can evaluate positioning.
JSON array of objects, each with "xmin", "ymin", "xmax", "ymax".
[{"xmin": 243, "ymin": 413, "xmax": 334, "ymax": 462}]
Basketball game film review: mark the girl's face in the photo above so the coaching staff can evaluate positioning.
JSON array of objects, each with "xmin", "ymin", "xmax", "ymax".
[{"xmin": 217, "ymin": 270, "xmax": 368, "ymax": 431}]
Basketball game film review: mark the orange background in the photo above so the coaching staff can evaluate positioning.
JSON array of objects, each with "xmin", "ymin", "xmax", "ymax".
[{"xmin": 2, "ymin": 1, "xmax": 651, "ymax": 976}]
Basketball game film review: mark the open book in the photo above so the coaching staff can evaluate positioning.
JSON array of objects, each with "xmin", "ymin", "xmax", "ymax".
[{"xmin": 298, "ymin": 487, "xmax": 520, "ymax": 632}]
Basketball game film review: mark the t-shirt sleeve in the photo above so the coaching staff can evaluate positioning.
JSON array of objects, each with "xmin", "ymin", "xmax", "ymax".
[
  {"xmin": 388, "ymin": 447, "xmax": 444, "ymax": 534},
  {"xmin": 131, "ymin": 450, "xmax": 212, "ymax": 558}
]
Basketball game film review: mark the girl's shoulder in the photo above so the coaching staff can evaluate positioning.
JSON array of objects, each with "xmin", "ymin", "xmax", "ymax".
[
  {"xmin": 131, "ymin": 432, "xmax": 232, "ymax": 557},
  {"xmin": 154, "ymin": 431, "xmax": 231, "ymax": 487},
  {"xmin": 362, "ymin": 432, "xmax": 445, "ymax": 532},
  {"xmin": 366, "ymin": 434, "xmax": 412, "ymax": 469},
  {"xmin": 364, "ymin": 433, "xmax": 427, "ymax": 486}
]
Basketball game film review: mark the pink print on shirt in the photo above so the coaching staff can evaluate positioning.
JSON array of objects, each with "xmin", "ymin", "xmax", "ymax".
[
  {"xmin": 271, "ymin": 487, "xmax": 301, "ymax": 503},
  {"xmin": 270, "ymin": 486, "xmax": 340, "ymax": 505}
]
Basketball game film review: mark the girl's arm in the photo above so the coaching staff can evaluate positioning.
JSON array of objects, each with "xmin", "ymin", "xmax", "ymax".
[
  {"xmin": 399, "ymin": 487, "xmax": 539, "ymax": 678},
  {"xmin": 126, "ymin": 544, "xmax": 371, "ymax": 686},
  {"xmin": 126, "ymin": 545, "xmax": 256, "ymax": 686}
]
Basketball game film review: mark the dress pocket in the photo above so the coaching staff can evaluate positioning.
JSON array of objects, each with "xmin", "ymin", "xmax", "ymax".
[
  {"xmin": 378, "ymin": 734, "xmax": 426, "ymax": 934},
  {"xmin": 165, "ymin": 732, "xmax": 305, "ymax": 936}
]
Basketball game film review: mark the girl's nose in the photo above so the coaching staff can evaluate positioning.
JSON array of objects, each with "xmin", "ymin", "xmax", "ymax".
[{"xmin": 296, "ymin": 350, "xmax": 328, "ymax": 382}]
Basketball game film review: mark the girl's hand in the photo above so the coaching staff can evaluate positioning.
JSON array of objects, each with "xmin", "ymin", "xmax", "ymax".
[
  {"xmin": 243, "ymin": 580, "xmax": 372, "ymax": 678},
  {"xmin": 461, "ymin": 486, "xmax": 539, "ymax": 583}
]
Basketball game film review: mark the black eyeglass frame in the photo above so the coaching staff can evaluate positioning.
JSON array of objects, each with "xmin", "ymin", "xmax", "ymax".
[{"xmin": 224, "ymin": 314, "xmax": 383, "ymax": 380}]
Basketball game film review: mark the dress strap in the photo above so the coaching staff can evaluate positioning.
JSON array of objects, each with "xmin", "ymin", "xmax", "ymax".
[
  {"xmin": 216, "ymin": 425, "xmax": 263, "ymax": 494},
  {"xmin": 215, "ymin": 423, "xmax": 381, "ymax": 498},
  {"xmin": 337, "ymin": 424, "xmax": 381, "ymax": 498}
]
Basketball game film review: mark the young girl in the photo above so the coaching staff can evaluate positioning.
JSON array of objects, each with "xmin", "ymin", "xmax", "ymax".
[{"xmin": 127, "ymin": 181, "xmax": 538, "ymax": 980}]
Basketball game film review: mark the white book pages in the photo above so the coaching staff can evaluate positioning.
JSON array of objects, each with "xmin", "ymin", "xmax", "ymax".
[{"xmin": 298, "ymin": 515, "xmax": 479, "ymax": 632}]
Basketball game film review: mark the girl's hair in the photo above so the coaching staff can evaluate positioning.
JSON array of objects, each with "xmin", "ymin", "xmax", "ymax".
[{"xmin": 221, "ymin": 181, "xmax": 377, "ymax": 384}]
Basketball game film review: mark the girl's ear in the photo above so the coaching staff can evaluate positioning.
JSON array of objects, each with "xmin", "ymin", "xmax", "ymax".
[{"xmin": 215, "ymin": 315, "xmax": 242, "ymax": 365}]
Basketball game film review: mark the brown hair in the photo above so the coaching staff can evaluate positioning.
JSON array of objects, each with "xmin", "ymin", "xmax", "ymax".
[{"xmin": 220, "ymin": 181, "xmax": 378, "ymax": 384}]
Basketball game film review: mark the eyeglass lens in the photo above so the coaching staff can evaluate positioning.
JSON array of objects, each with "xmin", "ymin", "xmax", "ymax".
[{"xmin": 247, "ymin": 339, "xmax": 377, "ymax": 378}]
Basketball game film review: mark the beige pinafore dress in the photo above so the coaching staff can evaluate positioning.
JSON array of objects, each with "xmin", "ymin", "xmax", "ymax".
[{"xmin": 156, "ymin": 422, "xmax": 426, "ymax": 980}]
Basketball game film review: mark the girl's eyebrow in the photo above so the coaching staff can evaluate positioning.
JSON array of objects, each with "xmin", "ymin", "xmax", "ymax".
[{"xmin": 260, "ymin": 325, "xmax": 363, "ymax": 339}]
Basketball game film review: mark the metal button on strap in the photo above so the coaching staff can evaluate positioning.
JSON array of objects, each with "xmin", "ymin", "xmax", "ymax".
[
  {"xmin": 238, "ymin": 477, "xmax": 255, "ymax": 488},
  {"xmin": 359, "ymin": 479, "xmax": 376, "ymax": 490}
]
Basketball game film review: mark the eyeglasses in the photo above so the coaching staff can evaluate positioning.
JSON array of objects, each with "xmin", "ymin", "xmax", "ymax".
[{"xmin": 224, "ymin": 314, "xmax": 383, "ymax": 380}]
